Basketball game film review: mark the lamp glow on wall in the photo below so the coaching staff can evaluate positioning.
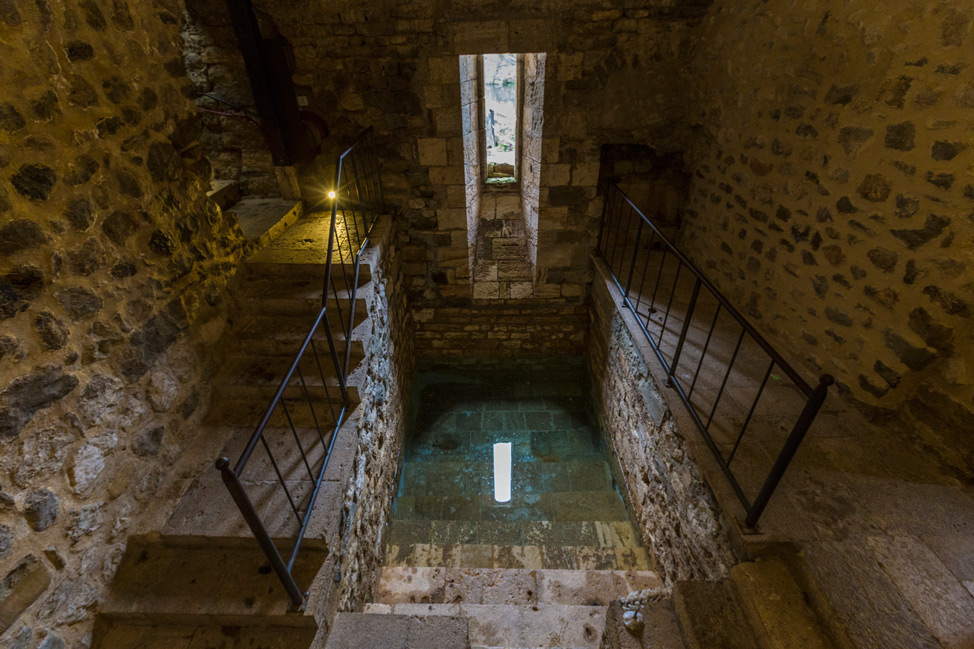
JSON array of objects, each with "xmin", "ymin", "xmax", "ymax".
[{"xmin": 493, "ymin": 442, "xmax": 512, "ymax": 503}]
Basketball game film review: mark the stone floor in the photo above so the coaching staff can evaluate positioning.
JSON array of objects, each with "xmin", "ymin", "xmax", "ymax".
[{"xmin": 593, "ymin": 251, "xmax": 974, "ymax": 649}]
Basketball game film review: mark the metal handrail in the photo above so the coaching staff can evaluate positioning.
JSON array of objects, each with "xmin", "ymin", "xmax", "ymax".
[
  {"xmin": 597, "ymin": 182, "xmax": 832, "ymax": 530},
  {"xmin": 216, "ymin": 127, "xmax": 383, "ymax": 609}
]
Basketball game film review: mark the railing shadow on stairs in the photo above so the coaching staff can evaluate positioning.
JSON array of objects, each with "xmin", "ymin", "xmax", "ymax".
[
  {"xmin": 215, "ymin": 127, "xmax": 384, "ymax": 610},
  {"xmin": 597, "ymin": 182, "xmax": 833, "ymax": 531}
]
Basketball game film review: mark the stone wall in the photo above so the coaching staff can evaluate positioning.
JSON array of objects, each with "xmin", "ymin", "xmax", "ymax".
[
  {"xmin": 217, "ymin": 0, "xmax": 712, "ymax": 310},
  {"xmin": 180, "ymin": 1, "xmax": 279, "ymax": 195},
  {"xmin": 681, "ymin": 0, "xmax": 974, "ymax": 474},
  {"xmin": 588, "ymin": 262, "xmax": 736, "ymax": 585},
  {"xmin": 335, "ymin": 220, "xmax": 414, "ymax": 610},
  {"xmin": 0, "ymin": 2, "xmax": 243, "ymax": 645},
  {"xmin": 413, "ymin": 301, "xmax": 589, "ymax": 358}
]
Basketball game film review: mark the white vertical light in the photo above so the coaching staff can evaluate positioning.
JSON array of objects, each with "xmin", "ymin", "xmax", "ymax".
[{"xmin": 493, "ymin": 442, "xmax": 512, "ymax": 503}]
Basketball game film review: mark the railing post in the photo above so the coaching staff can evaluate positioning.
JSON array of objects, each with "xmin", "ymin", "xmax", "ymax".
[
  {"xmin": 216, "ymin": 458, "xmax": 307, "ymax": 610},
  {"xmin": 668, "ymin": 277, "xmax": 701, "ymax": 386},
  {"xmin": 623, "ymin": 218, "xmax": 644, "ymax": 299},
  {"xmin": 743, "ymin": 374, "xmax": 834, "ymax": 531},
  {"xmin": 596, "ymin": 184, "xmax": 611, "ymax": 255}
]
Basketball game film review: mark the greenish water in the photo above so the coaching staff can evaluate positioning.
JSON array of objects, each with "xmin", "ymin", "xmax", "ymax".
[{"xmin": 387, "ymin": 358, "xmax": 641, "ymax": 548}]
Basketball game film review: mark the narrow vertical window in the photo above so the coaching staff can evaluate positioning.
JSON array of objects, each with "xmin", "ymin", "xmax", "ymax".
[{"xmin": 482, "ymin": 53, "xmax": 519, "ymax": 184}]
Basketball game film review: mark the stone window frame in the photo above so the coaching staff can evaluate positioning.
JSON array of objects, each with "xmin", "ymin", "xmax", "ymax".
[{"xmin": 476, "ymin": 53, "xmax": 525, "ymax": 190}]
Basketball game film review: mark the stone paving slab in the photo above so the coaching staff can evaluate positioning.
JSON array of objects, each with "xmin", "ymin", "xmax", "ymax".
[
  {"xmin": 383, "ymin": 544, "xmax": 652, "ymax": 571},
  {"xmin": 361, "ymin": 603, "xmax": 606, "ymax": 648},
  {"xmin": 323, "ymin": 612, "xmax": 467, "ymax": 649},
  {"xmin": 376, "ymin": 567, "xmax": 662, "ymax": 607}
]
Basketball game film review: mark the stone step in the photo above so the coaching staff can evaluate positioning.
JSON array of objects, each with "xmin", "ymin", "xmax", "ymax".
[
  {"xmin": 384, "ymin": 543, "xmax": 652, "ymax": 571},
  {"xmin": 376, "ymin": 566, "xmax": 662, "ymax": 607},
  {"xmin": 241, "ymin": 265, "xmax": 372, "ymax": 295},
  {"xmin": 672, "ymin": 579, "xmax": 761, "ymax": 649},
  {"xmin": 223, "ymin": 331, "xmax": 364, "ymax": 361},
  {"xmin": 324, "ymin": 612, "xmax": 467, "ymax": 649},
  {"xmin": 93, "ymin": 620, "xmax": 317, "ymax": 649},
  {"xmin": 385, "ymin": 518, "xmax": 640, "ymax": 548},
  {"xmin": 96, "ymin": 535, "xmax": 324, "ymax": 628},
  {"xmin": 398, "ymin": 458, "xmax": 614, "ymax": 496},
  {"xmin": 207, "ymin": 179, "xmax": 241, "ymax": 210},
  {"xmin": 235, "ymin": 292, "xmax": 366, "ymax": 320},
  {"xmin": 164, "ymin": 415, "xmax": 360, "ymax": 541},
  {"xmin": 211, "ymin": 357, "xmax": 362, "ymax": 390},
  {"xmin": 387, "ymin": 489, "xmax": 631, "ymax": 530},
  {"xmin": 730, "ymin": 555, "xmax": 838, "ymax": 649},
  {"xmin": 227, "ymin": 197, "xmax": 303, "ymax": 248},
  {"xmin": 602, "ymin": 597, "xmax": 687, "ymax": 649},
  {"xmin": 244, "ymin": 260, "xmax": 372, "ymax": 290},
  {"xmin": 232, "ymin": 300, "xmax": 369, "ymax": 336},
  {"xmin": 360, "ymin": 603, "xmax": 608, "ymax": 648},
  {"xmin": 204, "ymin": 385, "xmax": 358, "ymax": 428}
]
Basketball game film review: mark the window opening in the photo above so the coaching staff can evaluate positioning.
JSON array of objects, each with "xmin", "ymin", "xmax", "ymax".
[{"xmin": 482, "ymin": 53, "xmax": 518, "ymax": 184}]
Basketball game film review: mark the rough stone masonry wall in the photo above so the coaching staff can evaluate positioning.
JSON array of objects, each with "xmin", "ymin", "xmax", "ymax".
[
  {"xmin": 180, "ymin": 1, "xmax": 279, "ymax": 195},
  {"xmin": 588, "ymin": 263, "xmax": 736, "ymax": 584},
  {"xmin": 335, "ymin": 221, "xmax": 415, "ymax": 611},
  {"xmin": 219, "ymin": 0, "xmax": 711, "ymax": 352},
  {"xmin": 0, "ymin": 2, "xmax": 243, "ymax": 646},
  {"xmin": 682, "ymin": 0, "xmax": 974, "ymax": 475}
]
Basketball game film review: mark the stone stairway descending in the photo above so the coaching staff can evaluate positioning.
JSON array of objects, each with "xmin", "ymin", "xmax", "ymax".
[
  {"xmin": 91, "ymin": 207, "xmax": 376, "ymax": 649},
  {"xmin": 602, "ymin": 548, "xmax": 851, "ymax": 649}
]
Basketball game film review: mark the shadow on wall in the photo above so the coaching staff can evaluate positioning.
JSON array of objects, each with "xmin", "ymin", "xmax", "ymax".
[
  {"xmin": 180, "ymin": 0, "xmax": 280, "ymax": 195},
  {"xmin": 598, "ymin": 144, "xmax": 690, "ymax": 243}
]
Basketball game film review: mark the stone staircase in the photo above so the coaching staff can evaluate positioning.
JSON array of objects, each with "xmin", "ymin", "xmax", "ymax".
[
  {"xmin": 602, "ymin": 548, "xmax": 852, "ymax": 649},
  {"xmin": 91, "ymin": 199, "xmax": 377, "ymax": 648}
]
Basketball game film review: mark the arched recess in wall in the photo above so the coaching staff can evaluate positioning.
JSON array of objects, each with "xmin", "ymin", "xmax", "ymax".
[{"xmin": 460, "ymin": 53, "xmax": 546, "ymax": 300}]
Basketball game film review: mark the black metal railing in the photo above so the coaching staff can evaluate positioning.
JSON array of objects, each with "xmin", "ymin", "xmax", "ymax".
[
  {"xmin": 597, "ymin": 182, "xmax": 832, "ymax": 530},
  {"xmin": 216, "ymin": 127, "xmax": 383, "ymax": 609}
]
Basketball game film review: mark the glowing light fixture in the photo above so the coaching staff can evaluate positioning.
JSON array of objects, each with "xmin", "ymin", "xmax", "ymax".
[
  {"xmin": 493, "ymin": 442, "xmax": 512, "ymax": 503},
  {"xmin": 327, "ymin": 190, "xmax": 336, "ymax": 199}
]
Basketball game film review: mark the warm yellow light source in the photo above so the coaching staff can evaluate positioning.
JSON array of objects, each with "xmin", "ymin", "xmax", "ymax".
[{"xmin": 327, "ymin": 190, "xmax": 336, "ymax": 199}]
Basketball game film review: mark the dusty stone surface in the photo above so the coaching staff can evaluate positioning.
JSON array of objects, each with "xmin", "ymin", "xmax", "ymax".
[
  {"xmin": 681, "ymin": 0, "xmax": 974, "ymax": 474},
  {"xmin": 0, "ymin": 1, "xmax": 244, "ymax": 644}
]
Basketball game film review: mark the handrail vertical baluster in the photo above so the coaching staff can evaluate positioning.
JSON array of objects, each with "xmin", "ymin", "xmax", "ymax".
[
  {"xmin": 216, "ymin": 127, "xmax": 382, "ymax": 609},
  {"xmin": 595, "ymin": 182, "xmax": 834, "ymax": 528},
  {"xmin": 216, "ymin": 458, "xmax": 306, "ymax": 609},
  {"xmin": 744, "ymin": 375, "xmax": 834, "ymax": 530}
]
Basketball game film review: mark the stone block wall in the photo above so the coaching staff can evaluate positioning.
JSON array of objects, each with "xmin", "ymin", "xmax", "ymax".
[
  {"xmin": 222, "ymin": 0, "xmax": 711, "ymax": 310},
  {"xmin": 588, "ymin": 261, "xmax": 736, "ymax": 584},
  {"xmin": 681, "ymin": 0, "xmax": 974, "ymax": 474},
  {"xmin": 413, "ymin": 301, "xmax": 588, "ymax": 358},
  {"xmin": 335, "ymin": 220, "xmax": 415, "ymax": 610},
  {"xmin": 0, "ymin": 2, "xmax": 244, "ymax": 645}
]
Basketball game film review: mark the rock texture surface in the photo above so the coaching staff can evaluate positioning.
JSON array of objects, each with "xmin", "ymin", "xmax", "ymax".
[
  {"xmin": 588, "ymin": 267, "xmax": 737, "ymax": 584},
  {"xmin": 0, "ymin": 1, "xmax": 243, "ymax": 645},
  {"xmin": 682, "ymin": 0, "xmax": 974, "ymax": 473}
]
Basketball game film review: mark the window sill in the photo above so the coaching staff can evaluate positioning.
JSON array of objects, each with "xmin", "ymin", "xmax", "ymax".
[{"xmin": 483, "ymin": 178, "xmax": 520, "ymax": 193}]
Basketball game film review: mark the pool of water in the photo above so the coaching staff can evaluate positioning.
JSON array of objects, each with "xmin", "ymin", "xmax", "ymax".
[{"xmin": 386, "ymin": 358, "xmax": 643, "ymax": 555}]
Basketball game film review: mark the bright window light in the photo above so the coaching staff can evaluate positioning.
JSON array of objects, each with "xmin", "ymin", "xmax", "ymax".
[
  {"xmin": 483, "ymin": 53, "xmax": 517, "ymax": 182},
  {"xmin": 493, "ymin": 442, "xmax": 512, "ymax": 503}
]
